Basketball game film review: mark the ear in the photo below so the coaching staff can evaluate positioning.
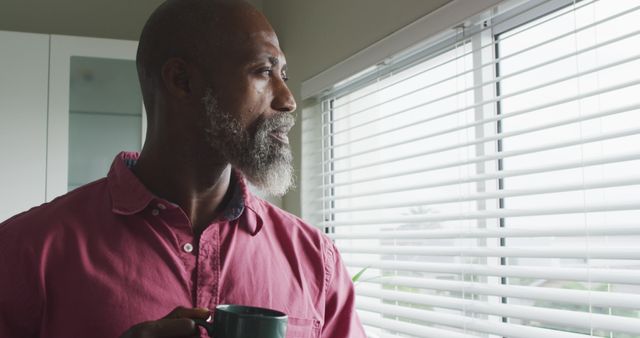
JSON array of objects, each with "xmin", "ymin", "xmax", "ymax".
[{"xmin": 161, "ymin": 57, "xmax": 191, "ymax": 98}]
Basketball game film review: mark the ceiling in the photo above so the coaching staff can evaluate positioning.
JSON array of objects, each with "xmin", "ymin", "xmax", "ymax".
[{"xmin": 0, "ymin": 0, "xmax": 263, "ymax": 41}]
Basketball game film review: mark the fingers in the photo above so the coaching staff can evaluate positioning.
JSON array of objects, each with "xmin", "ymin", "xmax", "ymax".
[
  {"xmin": 119, "ymin": 307, "xmax": 211, "ymax": 338},
  {"xmin": 144, "ymin": 318, "xmax": 199, "ymax": 338},
  {"xmin": 164, "ymin": 306, "xmax": 211, "ymax": 320},
  {"xmin": 120, "ymin": 318, "xmax": 198, "ymax": 338}
]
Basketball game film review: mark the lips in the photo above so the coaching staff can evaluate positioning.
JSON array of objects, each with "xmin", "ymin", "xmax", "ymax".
[
  {"xmin": 262, "ymin": 113, "xmax": 294, "ymax": 146},
  {"xmin": 269, "ymin": 129, "xmax": 290, "ymax": 145}
]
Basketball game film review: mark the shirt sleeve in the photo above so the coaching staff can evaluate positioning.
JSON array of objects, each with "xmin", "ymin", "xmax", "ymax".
[
  {"xmin": 322, "ymin": 241, "xmax": 366, "ymax": 338},
  {"xmin": 0, "ymin": 220, "xmax": 43, "ymax": 338}
]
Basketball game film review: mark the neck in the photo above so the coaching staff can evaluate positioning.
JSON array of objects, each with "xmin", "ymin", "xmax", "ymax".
[{"xmin": 132, "ymin": 140, "xmax": 233, "ymax": 233}]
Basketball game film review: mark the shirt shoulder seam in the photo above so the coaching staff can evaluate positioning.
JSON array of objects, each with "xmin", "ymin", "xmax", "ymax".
[
  {"xmin": 323, "ymin": 236, "xmax": 336, "ymax": 296},
  {"xmin": 0, "ymin": 178, "xmax": 108, "ymax": 230}
]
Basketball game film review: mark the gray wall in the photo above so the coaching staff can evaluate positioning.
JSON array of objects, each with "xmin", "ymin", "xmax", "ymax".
[
  {"xmin": 263, "ymin": 0, "xmax": 451, "ymax": 216},
  {"xmin": 0, "ymin": 0, "xmax": 263, "ymax": 40}
]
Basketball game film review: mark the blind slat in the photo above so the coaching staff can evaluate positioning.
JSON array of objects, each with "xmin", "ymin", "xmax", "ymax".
[
  {"xmin": 346, "ymin": 259, "xmax": 640, "ymax": 284},
  {"xmin": 341, "ymin": 245, "xmax": 640, "ymax": 259},
  {"xmin": 325, "ymin": 201, "xmax": 640, "ymax": 227},
  {"xmin": 328, "ymin": 175, "xmax": 640, "ymax": 214},
  {"xmin": 329, "ymin": 224, "xmax": 640, "ymax": 239},
  {"xmin": 362, "ymin": 276, "xmax": 640, "ymax": 309}
]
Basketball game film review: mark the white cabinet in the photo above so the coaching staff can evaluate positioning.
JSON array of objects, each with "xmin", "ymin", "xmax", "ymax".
[
  {"xmin": 0, "ymin": 31, "xmax": 144, "ymax": 221},
  {"xmin": 0, "ymin": 31, "xmax": 49, "ymax": 221}
]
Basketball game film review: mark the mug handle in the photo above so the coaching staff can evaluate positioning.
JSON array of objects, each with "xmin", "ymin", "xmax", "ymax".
[{"xmin": 193, "ymin": 318, "xmax": 214, "ymax": 337}]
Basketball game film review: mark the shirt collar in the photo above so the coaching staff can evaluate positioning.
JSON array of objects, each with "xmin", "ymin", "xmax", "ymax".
[
  {"xmin": 232, "ymin": 168, "xmax": 265, "ymax": 236},
  {"xmin": 107, "ymin": 152, "xmax": 265, "ymax": 235},
  {"xmin": 108, "ymin": 152, "xmax": 155, "ymax": 215}
]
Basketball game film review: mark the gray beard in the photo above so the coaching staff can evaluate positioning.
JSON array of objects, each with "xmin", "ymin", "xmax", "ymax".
[{"xmin": 201, "ymin": 88, "xmax": 295, "ymax": 197}]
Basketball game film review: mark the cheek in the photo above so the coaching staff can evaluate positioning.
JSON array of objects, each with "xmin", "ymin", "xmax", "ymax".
[
  {"xmin": 250, "ymin": 83, "xmax": 269, "ymax": 110},
  {"xmin": 243, "ymin": 84, "xmax": 271, "ymax": 123},
  {"xmin": 223, "ymin": 77, "xmax": 271, "ymax": 130}
]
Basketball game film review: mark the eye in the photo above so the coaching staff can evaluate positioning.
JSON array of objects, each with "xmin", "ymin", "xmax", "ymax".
[
  {"xmin": 281, "ymin": 70, "xmax": 289, "ymax": 82},
  {"xmin": 257, "ymin": 67, "xmax": 273, "ymax": 77}
]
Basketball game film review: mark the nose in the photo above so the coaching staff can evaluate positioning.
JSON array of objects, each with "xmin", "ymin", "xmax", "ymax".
[{"xmin": 271, "ymin": 78, "xmax": 297, "ymax": 113}]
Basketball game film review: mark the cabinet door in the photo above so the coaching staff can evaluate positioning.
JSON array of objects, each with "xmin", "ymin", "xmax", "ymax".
[
  {"xmin": 0, "ymin": 31, "xmax": 49, "ymax": 222},
  {"xmin": 47, "ymin": 35, "xmax": 145, "ymax": 201}
]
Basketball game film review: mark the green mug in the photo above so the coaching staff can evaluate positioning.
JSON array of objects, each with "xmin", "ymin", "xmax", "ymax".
[{"xmin": 194, "ymin": 304, "xmax": 288, "ymax": 338}]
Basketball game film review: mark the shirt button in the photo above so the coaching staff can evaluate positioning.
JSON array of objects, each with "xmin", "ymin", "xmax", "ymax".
[
  {"xmin": 157, "ymin": 203, "xmax": 166, "ymax": 210},
  {"xmin": 183, "ymin": 243, "xmax": 194, "ymax": 253},
  {"xmin": 151, "ymin": 209, "xmax": 160, "ymax": 216}
]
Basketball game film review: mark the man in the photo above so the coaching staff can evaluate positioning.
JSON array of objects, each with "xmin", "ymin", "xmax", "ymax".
[{"xmin": 0, "ymin": 0, "xmax": 365, "ymax": 337}]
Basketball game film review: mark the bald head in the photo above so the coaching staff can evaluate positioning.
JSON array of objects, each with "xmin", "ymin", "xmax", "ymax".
[
  {"xmin": 136, "ymin": 0, "xmax": 274, "ymax": 114},
  {"xmin": 135, "ymin": 0, "xmax": 296, "ymax": 196}
]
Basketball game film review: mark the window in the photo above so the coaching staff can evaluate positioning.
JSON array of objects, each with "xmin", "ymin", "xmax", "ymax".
[{"xmin": 301, "ymin": 0, "xmax": 640, "ymax": 337}]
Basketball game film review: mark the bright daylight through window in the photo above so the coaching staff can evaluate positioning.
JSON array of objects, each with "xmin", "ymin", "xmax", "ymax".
[{"xmin": 301, "ymin": 0, "xmax": 640, "ymax": 336}]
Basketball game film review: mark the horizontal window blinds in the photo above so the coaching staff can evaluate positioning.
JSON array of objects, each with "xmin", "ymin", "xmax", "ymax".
[{"xmin": 301, "ymin": 0, "xmax": 640, "ymax": 336}]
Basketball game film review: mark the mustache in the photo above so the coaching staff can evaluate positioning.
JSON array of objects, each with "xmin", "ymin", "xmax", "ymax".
[{"xmin": 256, "ymin": 112, "xmax": 295, "ymax": 135}]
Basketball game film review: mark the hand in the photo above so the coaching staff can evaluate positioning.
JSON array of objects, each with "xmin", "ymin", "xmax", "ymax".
[{"xmin": 119, "ymin": 306, "xmax": 211, "ymax": 338}]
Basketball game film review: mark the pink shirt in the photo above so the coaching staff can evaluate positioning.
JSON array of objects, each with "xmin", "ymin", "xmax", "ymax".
[{"xmin": 0, "ymin": 152, "xmax": 364, "ymax": 338}]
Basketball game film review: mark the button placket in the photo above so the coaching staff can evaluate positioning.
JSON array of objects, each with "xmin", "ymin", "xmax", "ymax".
[
  {"xmin": 161, "ymin": 207, "xmax": 197, "ymax": 294},
  {"xmin": 195, "ymin": 223, "xmax": 220, "ymax": 309}
]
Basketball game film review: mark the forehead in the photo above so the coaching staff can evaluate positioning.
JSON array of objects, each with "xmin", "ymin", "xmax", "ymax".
[{"xmin": 226, "ymin": 30, "xmax": 287, "ymax": 65}]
